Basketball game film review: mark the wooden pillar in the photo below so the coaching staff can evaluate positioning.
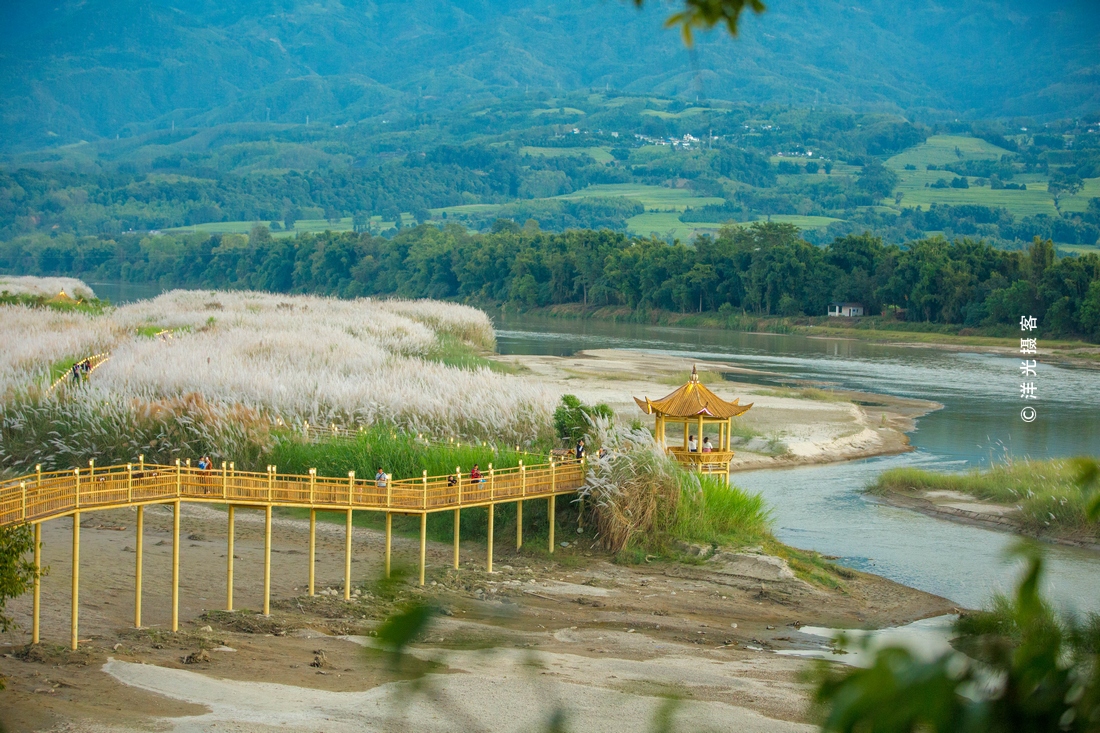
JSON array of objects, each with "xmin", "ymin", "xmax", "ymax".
[
  {"xmin": 71, "ymin": 512, "xmax": 80, "ymax": 651},
  {"xmin": 263, "ymin": 505, "xmax": 272, "ymax": 616},
  {"xmin": 344, "ymin": 509, "xmax": 352, "ymax": 600},
  {"xmin": 419, "ymin": 513, "xmax": 428, "ymax": 586},
  {"xmin": 698, "ymin": 415, "xmax": 704, "ymax": 455},
  {"xmin": 171, "ymin": 500, "xmax": 180, "ymax": 632},
  {"xmin": 486, "ymin": 504, "xmax": 494, "ymax": 573},
  {"xmin": 683, "ymin": 421, "xmax": 688, "ymax": 449},
  {"xmin": 453, "ymin": 509, "xmax": 461, "ymax": 569},
  {"xmin": 548, "ymin": 495, "xmax": 556, "ymax": 553},
  {"xmin": 226, "ymin": 506, "xmax": 235, "ymax": 611},
  {"xmin": 516, "ymin": 500, "xmax": 523, "ymax": 550},
  {"xmin": 384, "ymin": 513, "xmax": 392, "ymax": 578},
  {"xmin": 134, "ymin": 506, "xmax": 144, "ymax": 628},
  {"xmin": 32, "ymin": 522, "xmax": 41, "ymax": 644},
  {"xmin": 308, "ymin": 509, "xmax": 316, "ymax": 596}
]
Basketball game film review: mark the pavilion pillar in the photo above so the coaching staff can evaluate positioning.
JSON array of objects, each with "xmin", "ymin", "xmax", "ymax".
[{"xmin": 683, "ymin": 421, "xmax": 688, "ymax": 449}]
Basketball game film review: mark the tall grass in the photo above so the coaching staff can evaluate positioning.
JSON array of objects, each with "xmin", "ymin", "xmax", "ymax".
[
  {"xmin": 263, "ymin": 427, "xmax": 531, "ymax": 479},
  {"xmin": 870, "ymin": 458, "xmax": 1097, "ymax": 536},
  {"xmin": 0, "ymin": 303, "xmax": 122, "ymax": 395},
  {"xmin": 0, "ymin": 275, "xmax": 97, "ymax": 300},
  {"xmin": 671, "ymin": 474, "xmax": 771, "ymax": 548},
  {"xmin": 579, "ymin": 418, "xmax": 772, "ymax": 555},
  {"xmin": 1, "ymin": 290, "xmax": 555, "ymax": 473}
]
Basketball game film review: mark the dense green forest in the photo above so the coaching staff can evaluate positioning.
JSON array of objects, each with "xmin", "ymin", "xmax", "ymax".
[{"xmin": 5, "ymin": 223, "xmax": 1100, "ymax": 340}]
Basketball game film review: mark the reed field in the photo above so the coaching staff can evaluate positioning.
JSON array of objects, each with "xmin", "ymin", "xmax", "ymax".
[
  {"xmin": 0, "ymin": 279, "xmax": 556, "ymax": 474},
  {"xmin": 0, "ymin": 275, "xmax": 98, "ymax": 300}
]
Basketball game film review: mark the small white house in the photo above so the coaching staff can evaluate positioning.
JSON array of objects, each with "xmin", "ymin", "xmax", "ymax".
[{"xmin": 828, "ymin": 302, "xmax": 864, "ymax": 317}]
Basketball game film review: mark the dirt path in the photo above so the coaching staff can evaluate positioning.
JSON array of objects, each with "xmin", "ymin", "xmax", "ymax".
[{"xmin": 0, "ymin": 503, "xmax": 958, "ymax": 732}]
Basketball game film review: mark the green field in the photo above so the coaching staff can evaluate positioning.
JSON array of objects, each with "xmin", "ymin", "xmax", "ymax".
[
  {"xmin": 164, "ymin": 215, "xmax": 410, "ymax": 238},
  {"xmin": 886, "ymin": 134, "xmax": 1013, "ymax": 169},
  {"xmin": 1061, "ymin": 177, "xmax": 1100, "ymax": 213},
  {"xmin": 531, "ymin": 106, "xmax": 584, "ymax": 117},
  {"xmin": 556, "ymin": 184, "xmax": 724, "ymax": 211},
  {"xmin": 640, "ymin": 107, "xmax": 711, "ymax": 119},
  {"xmin": 520, "ymin": 146, "xmax": 614, "ymax": 163},
  {"xmin": 763, "ymin": 215, "xmax": 843, "ymax": 229},
  {"xmin": 892, "ymin": 169, "xmax": 1058, "ymax": 216},
  {"xmin": 626, "ymin": 212, "xmax": 721, "ymax": 240}
]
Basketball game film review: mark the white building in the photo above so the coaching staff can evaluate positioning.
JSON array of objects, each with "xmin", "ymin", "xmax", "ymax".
[{"xmin": 828, "ymin": 302, "xmax": 864, "ymax": 317}]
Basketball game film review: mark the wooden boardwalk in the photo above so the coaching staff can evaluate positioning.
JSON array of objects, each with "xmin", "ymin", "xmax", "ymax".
[{"xmin": 1, "ymin": 457, "xmax": 585, "ymax": 650}]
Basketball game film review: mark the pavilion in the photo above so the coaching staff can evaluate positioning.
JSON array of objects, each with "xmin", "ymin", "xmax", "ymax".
[{"xmin": 634, "ymin": 366, "xmax": 753, "ymax": 479}]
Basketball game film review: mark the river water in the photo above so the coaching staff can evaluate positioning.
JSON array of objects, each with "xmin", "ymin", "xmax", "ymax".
[{"xmin": 493, "ymin": 313, "xmax": 1100, "ymax": 613}]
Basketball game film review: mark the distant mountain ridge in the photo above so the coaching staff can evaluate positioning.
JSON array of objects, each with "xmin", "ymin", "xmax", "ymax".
[{"xmin": 1, "ymin": 0, "xmax": 1097, "ymax": 151}]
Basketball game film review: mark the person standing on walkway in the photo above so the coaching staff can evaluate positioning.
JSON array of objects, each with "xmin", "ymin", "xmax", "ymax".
[{"xmin": 575, "ymin": 439, "xmax": 586, "ymax": 461}]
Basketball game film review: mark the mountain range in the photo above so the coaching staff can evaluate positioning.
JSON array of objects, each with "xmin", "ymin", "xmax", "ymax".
[{"xmin": 1, "ymin": 0, "xmax": 1098, "ymax": 151}]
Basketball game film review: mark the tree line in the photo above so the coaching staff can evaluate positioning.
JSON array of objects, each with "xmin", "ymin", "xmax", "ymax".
[{"xmin": 4, "ymin": 223, "xmax": 1100, "ymax": 340}]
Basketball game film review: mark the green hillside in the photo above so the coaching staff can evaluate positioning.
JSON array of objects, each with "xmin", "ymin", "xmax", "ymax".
[{"xmin": 1, "ymin": 0, "xmax": 1098, "ymax": 151}]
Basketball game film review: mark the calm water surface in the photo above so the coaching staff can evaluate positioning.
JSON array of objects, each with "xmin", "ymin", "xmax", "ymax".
[{"xmin": 494, "ymin": 313, "xmax": 1100, "ymax": 612}]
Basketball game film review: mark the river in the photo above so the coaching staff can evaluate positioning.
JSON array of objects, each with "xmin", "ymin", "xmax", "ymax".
[{"xmin": 493, "ymin": 313, "xmax": 1100, "ymax": 613}]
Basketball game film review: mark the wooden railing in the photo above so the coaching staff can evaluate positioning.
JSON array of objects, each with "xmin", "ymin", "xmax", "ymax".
[
  {"xmin": 0, "ymin": 458, "xmax": 586, "ymax": 529},
  {"xmin": 666, "ymin": 447, "xmax": 735, "ymax": 475}
]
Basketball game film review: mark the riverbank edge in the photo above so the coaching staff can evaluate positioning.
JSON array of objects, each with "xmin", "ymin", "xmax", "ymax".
[
  {"xmin": 868, "ymin": 488, "xmax": 1100, "ymax": 553},
  {"xmin": 503, "ymin": 304, "xmax": 1100, "ymax": 367}
]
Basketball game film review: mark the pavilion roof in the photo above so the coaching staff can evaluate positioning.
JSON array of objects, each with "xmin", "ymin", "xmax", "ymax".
[{"xmin": 634, "ymin": 366, "xmax": 753, "ymax": 419}]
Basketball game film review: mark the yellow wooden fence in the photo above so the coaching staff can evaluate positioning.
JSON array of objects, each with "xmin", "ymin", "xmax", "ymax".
[{"xmin": 0, "ymin": 456, "xmax": 585, "ymax": 651}]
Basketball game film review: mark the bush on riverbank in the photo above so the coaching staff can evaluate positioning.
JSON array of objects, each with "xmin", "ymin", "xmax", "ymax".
[
  {"xmin": 870, "ymin": 458, "xmax": 1100, "ymax": 537},
  {"xmin": 579, "ymin": 420, "xmax": 772, "ymax": 557}
]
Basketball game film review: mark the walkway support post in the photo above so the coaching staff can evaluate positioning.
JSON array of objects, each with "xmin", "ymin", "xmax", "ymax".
[
  {"xmin": 548, "ymin": 495, "xmax": 556, "ymax": 554},
  {"xmin": 453, "ymin": 508, "xmax": 461, "ymax": 569},
  {"xmin": 71, "ymin": 512, "xmax": 80, "ymax": 651},
  {"xmin": 516, "ymin": 500, "xmax": 523, "ymax": 549},
  {"xmin": 308, "ymin": 509, "xmax": 316, "ymax": 596},
  {"xmin": 32, "ymin": 523, "xmax": 41, "ymax": 644},
  {"xmin": 263, "ymin": 505, "xmax": 272, "ymax": 616},
  {"xmin": 226, "ymin": 506, "xmax": 235, "ymax": 611},
  {"xmin": 384, "ymin": 513, "xmax": 392, "ymax": 578},
  {"xmin": 344, "ymin": 509, "xmax": 352, "ymax": 600},
  {"xmin": 487, "ymin": 504, "xmax": 494, "ymax": 573},
  {"xmin": 419, "ymin": 513, "xmax": 427, "ymax": 586},
  {"xmin": 171, "ymin": 499, "xmax": 180, "ymax": 632},
  {"xmin": 135, "ymin": 506, "xmax": 144, "ymax": 628}
]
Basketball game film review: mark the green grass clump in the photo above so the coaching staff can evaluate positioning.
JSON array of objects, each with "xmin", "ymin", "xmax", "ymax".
[
  {"xmin": 423, "ymin": 334, "xmax": 523, "ymax": 375},
  {"xmin": 870, "ymin": 458, "xmax": 1098, "ymax": 536},
  {"xmin": 669, "ymin": 474, "xmax": 771, "ymax": 548},
  {"xmin": 755, "ymin": 386, "xmax": 846, "ymax": 402},
  {"xmin": 0, "ymin": 292, "xmax": 107, "ymax": 315},
  {"xmin": 262, "ymin": 426, "xmax": 533, "ymax": 481}
]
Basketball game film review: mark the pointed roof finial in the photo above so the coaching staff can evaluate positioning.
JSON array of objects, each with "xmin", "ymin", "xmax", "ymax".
[{"xmin": 690, "ymin": 364, "xmax": 699, "ymax": 383}]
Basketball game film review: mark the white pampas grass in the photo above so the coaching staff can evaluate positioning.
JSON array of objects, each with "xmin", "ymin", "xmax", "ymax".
[
  {"xmin": 1, "ymin": 290, "xmax": 552, "ymax": 472},
  {"xmin": 0, "ymin": 275, "xmax": 97, "ymax": 300}
]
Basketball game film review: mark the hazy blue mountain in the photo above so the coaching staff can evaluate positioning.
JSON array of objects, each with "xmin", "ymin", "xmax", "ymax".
[{"xmin": 1, "ymin": 0, "xmax": 1097, "ymax": 150}]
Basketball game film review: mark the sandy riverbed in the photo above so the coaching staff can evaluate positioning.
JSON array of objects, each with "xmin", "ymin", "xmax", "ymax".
[{"xmin": 0, "ymin": 502, "xmax": 958, "ymax": 733}]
